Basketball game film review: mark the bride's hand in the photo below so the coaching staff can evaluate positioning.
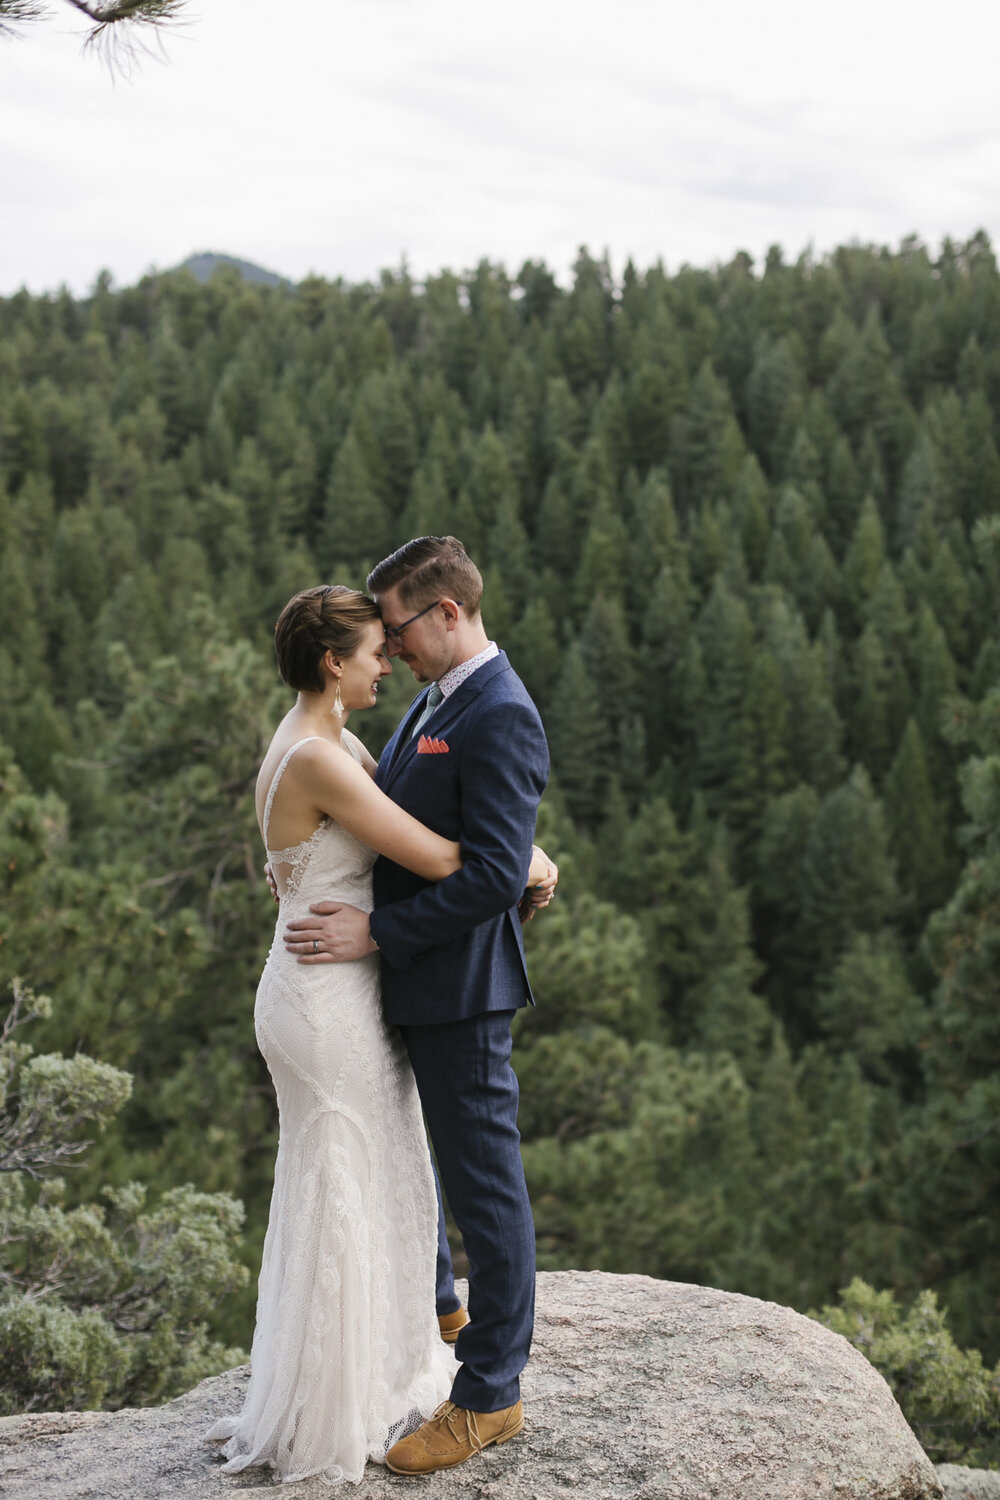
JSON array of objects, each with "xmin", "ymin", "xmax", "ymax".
[
  {"xmin": 520, "ymin": 844, "xmax": 558, "ymax": 923},
  {"xmin": 527, "ymin": 843, "xmax": 557, "ymax": 890}
]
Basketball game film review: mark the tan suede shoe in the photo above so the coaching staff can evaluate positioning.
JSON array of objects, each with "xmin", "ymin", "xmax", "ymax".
[
  {"xmin": 385, "ymin": 1399, "xmax": 524, "ymax": 1474},
  {"xmin": 437, "ymin": 1307, "xmax": 470, "ymax": 1344}
]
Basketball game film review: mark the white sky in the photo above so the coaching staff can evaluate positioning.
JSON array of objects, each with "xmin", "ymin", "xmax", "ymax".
[{"xmin": 2, "ymin": 0, "xmax": 999, "ymax": 297}]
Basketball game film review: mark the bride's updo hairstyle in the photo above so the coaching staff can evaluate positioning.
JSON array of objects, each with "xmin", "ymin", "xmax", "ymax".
[{"xmin": 274, "ymin": 585, "xmax": 381, "ymax": 693}]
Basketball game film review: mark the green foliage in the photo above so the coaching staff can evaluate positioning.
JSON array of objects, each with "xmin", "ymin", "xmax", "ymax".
[
  {"xmin": 521, "ymin": 1029, "xmax": 756, "ymax": 1282},
  {"xmin": 795, "ymin": 766, "xmax": 899, "ymax": 986},
  {"xmin": 814, "ymin": 932, "xmax": 922, "ymax": 1078},
  {"xmin": 0, "ymin": 983, "xmax": 247, "ymax": 1413},
  {"xmin": 521, "ymin": 892, "xmax": 656, "ymax": 1043},
  {"xmin": 3, "ymin": 232, "xmax": 1000, "ymax": 1404},
  {"xmin": 811, "ymin": 1279, "xmax": 1000, "ymax": 1465}
]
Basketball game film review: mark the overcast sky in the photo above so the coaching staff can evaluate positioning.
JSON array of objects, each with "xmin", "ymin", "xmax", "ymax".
[{"xmin": 2, "ymin": 0, "xmax": 999, "ymax": 297}]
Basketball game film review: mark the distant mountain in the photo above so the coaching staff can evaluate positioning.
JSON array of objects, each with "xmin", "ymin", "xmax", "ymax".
[{"xmin": 179, "ymin": 252, "xmax": 289, "ymax": 287}]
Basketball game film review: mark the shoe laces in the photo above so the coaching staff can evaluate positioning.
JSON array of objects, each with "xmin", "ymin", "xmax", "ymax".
[{"xmin": 431, "ymin": 1400, "xmax": 483, "ymax": 1453}]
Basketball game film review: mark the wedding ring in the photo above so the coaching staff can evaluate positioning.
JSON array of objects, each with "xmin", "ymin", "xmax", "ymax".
[{"xmin": 312, "ymin": 940, "xmax": 319, "ymax": 953}]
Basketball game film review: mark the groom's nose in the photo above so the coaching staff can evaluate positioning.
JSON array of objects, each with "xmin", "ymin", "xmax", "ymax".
[{"xmin": 384, "ymin": 635, "xmax": 404, "ymax": 658}]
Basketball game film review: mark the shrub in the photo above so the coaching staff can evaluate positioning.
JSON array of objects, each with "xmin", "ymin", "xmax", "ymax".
[
  {"xmin": 811, "ymin": 1277, "xmax": 1000, "ymax": 1466},
  {"xmin": 0, "ymin": 980, "xmax": 248, "ymax": 1412}
]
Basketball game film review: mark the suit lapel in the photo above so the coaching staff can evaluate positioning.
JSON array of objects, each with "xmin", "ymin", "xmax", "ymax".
[
  {"xmin": 377, "ymin": 689, "xmax": 431, "ymax": 787},
  {"xmin": 380, "ymin": 653, "xmax": 510, "ymax": 793}
]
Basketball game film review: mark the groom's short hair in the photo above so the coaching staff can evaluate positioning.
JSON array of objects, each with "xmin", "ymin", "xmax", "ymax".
[{"xmin": 367, "ymin": 536, "xmax": 483, "ymax": 616}]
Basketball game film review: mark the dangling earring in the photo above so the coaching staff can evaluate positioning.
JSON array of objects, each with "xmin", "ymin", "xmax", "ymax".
[{"xmin": 332, "ymin": 679, "xmax": 344, "ymax": 717}]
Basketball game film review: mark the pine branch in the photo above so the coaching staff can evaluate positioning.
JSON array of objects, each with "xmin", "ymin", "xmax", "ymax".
[
  {"xmin": 1, "ymin": 980, "xmax": 130, "ymax": 1179},
  {"xmin": 63, "ymin": 0, "xmax": 185, "ymax": 31},
  {"xmin": 0, "ymin": 0, "xmax": 48, "ymax": 39},
  {"xmin": 0, "ymin": 1120, "xmax": 95, "ymax": 1178},
  {"xmin": 0, "ymin": 0, "xmax": 188, "ymax": 64}
]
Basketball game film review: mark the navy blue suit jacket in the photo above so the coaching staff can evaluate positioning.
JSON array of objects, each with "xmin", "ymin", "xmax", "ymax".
[{"xmin": 369, "ymin": 651, "xmax": 549, "ymax": 1027}]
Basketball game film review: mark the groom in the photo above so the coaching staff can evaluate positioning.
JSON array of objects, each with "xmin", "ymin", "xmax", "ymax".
[{"xmin": 284, "ymin": 536, "xmax": 551, "ymax": 1474}]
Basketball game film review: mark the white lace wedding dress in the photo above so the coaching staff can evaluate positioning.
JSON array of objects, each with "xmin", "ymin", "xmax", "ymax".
[{"xmin": 206, "ymin": 736, "xmax": 454, "ymax": 1485}]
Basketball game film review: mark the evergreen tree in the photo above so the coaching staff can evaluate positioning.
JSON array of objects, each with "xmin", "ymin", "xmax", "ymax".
[
  {"xmin": 912, "ymin": 681, "xmax": 1000, "ymax": 1355},
  {"xmin": 694, "ymin": 577, "xmax": 757, "ymax": 833},
  {"xmin": 745, "ymin": 334, "xmax": 804, "ymax": 474},
  {"xmin": 0, "ymin": 981, "xmax": 247, "ymax": 1414},
  {"xmin": 626, "ymin": 466, "xmax": 685, "ymax": 599},
  {"xmin": 544, "ymin": 644, "xmax": 611, "ymax": 828},
  {"xmin": 680, "ymin": 821, "xmax": 769, "ymax": 1069},
  {"xmin": 842, "ymin": 496, "xmax": 888, "ymax": 627},
  {"xmin": 796, "ymin": 766, "xmax": 899, "ymax": 988},
  {"xmin": 456, "ymin": 423, "xmax": 518, "ymax": 556},
  {"xmin": 520, "ymin": 893, "xmax": 655, "ymax": 1042},
  {"xmin": 883, "ymin": 718, "xmax": 954, "ymax": 921},
  {"xmin": 815, "ymin": 933, "xmax": 922, "ymax": 1079},
  {"xmin": 896, "ymin": 432, "xmax": 944, "ymax": 552},
  {"xmin": 4, "ymin": 237, "xmax": 1000, "ymax": 1380},
  {"xmin": 573, "ymin": 495, "xmax": 629, "ymax": 610},
  {"xmin": 319, "ymin": 430, "xmax": 388, "ymax": 567},
  {"xmin": 534, "ymin": 476, "xmax": 578, "ymax": 579},
  {"xmin": 671, "ymin": 360, "xmax": 744, "ymax": 511},
  {"xmin": 732, "ymin": 454, "xmax": 771, "ymax": 578},
  {"xmin": 350, "ymin": 368, "xmax": 418, "ymax": 510},
  {"xmin": 763, "ymin": 600, "xmax": 845, "ymax": 794},
  {"xmin": 506, "ymin": 597, "xmax": 562, "ymax": 709},
  {"xmin": 847, "ymin": 625, "xmax": 893, "ymax": 774},
  {"xmin": 824, "ymin": 434, "xmax": 863, "ymax": 551}
]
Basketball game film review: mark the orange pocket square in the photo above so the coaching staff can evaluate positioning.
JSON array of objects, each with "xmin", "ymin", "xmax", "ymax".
[{"xmin": 417, "ymin": 735, "xmax": 449, "ymax": 754}]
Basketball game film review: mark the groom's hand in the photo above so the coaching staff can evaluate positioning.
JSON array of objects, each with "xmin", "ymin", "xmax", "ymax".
[{"xmin": 284, "ymin": 902, "xmax": 378, "ymax": 963}]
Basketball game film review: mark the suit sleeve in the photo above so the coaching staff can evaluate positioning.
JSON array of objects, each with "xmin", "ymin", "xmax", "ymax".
[{"xmin": 369, "ymin": 698, "xmax": 549, "ymax": 970}]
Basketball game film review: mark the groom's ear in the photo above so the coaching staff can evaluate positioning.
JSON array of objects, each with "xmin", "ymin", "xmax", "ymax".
[{"xmin": 440, "ymin": 599, "xmax": 462, "ymax": 629}]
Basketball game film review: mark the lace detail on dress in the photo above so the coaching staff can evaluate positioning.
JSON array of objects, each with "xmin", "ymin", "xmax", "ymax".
[
  {"xmin": 263, "ymin": 736, "xmax": 368, "ymax": 908},
  {"xmin": 267, "ymin": 822, "xmax": 333, "ymax": 907},
  {"xmin": 206, "ymin": 731, "xmax": 454, "ymax": 1484}
]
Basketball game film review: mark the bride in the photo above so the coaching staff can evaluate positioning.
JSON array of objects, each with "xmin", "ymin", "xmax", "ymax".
[{"xmin": 206, "ymin": 585, "xmax": 552, "ymax": 1486}]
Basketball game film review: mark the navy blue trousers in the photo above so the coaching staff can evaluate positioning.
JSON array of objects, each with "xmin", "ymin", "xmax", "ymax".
[
  {"xmin": 433, "ymin": 1178, "xmax": 461, "ymax": 1316},
  {"xmin": 400, "ymin": 1009, "xmax": 535, "ymax": 1413}
]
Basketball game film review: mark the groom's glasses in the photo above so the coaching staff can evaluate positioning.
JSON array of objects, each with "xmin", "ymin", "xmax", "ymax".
[{"xmin": 384, "ymin": 599, "xmax": 464, "ymax": 643}]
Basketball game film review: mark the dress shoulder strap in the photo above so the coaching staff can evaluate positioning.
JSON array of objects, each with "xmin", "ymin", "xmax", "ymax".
[{"xmin": 262, "ymin": 736, "xmax": 326, "ymax": 847}]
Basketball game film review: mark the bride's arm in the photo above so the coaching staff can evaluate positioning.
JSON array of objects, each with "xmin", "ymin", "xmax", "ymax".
[
  {"xmin": 341, "ymin": 729, "xmax": 378, "ymax": 778},
  {"xmin": 297, "ymin": 742, "xmax": 461, "ymax": 883}
]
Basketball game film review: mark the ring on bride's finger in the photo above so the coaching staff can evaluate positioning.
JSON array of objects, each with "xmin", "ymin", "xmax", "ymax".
[{"xmin": 312, "ymin": 939, "xmax": 319, "ymax": 953}]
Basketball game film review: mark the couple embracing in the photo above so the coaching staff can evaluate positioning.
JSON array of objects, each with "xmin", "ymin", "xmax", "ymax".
[{"xmin": 207, "ymin": 536, "xmax": 556, "ymax": 1485}]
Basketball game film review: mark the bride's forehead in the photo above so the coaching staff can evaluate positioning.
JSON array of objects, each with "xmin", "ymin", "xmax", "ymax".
[{"xmin": 359, "ymin": 619, "xmax": 388, "ymax": 647}]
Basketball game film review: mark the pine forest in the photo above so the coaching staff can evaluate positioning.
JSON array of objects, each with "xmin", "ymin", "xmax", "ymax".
[{"xmin": 2, "ymin": 236, "xmax": 1000, "ymax": 1445}]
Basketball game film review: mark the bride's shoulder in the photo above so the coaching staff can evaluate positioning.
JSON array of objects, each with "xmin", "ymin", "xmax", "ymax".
[
  {"xmin": 341, "ymin": 729, "xmax": 377, "ymax": 777},
  {"xmin": 258, "ymin": 733, "xmax": 343, "ymax": 794},
  {"xmin": 284, "ymin": 735, "xmax": 371, "ymax": 796},
  {"xmin": 284, "ymin": 734, "xmax": 352, "ymax": 774}
]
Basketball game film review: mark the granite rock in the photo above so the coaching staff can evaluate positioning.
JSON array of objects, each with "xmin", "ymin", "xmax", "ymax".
[
  {"xmin": 937, "ymin": 1468, "xmax": 1000, "ymax": 1500},
  {"xmin": 0, "ymin": 1270, "xmax": 946, "ymax": 1500}
]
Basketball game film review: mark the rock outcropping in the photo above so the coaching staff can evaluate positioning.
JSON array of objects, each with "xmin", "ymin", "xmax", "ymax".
[
  {"xmin": 937, "ymin": 1469, "xmax": 1000, "ymax": 1500},
  {"xmin": 0, "ymin": 1270, "xmax": 945, "ymax": 1499}
]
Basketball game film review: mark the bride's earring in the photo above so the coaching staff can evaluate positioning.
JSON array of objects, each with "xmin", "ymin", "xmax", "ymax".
[{"xmin": 332, "ymin": 678, "xmax": 345, "ymax": 717}]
